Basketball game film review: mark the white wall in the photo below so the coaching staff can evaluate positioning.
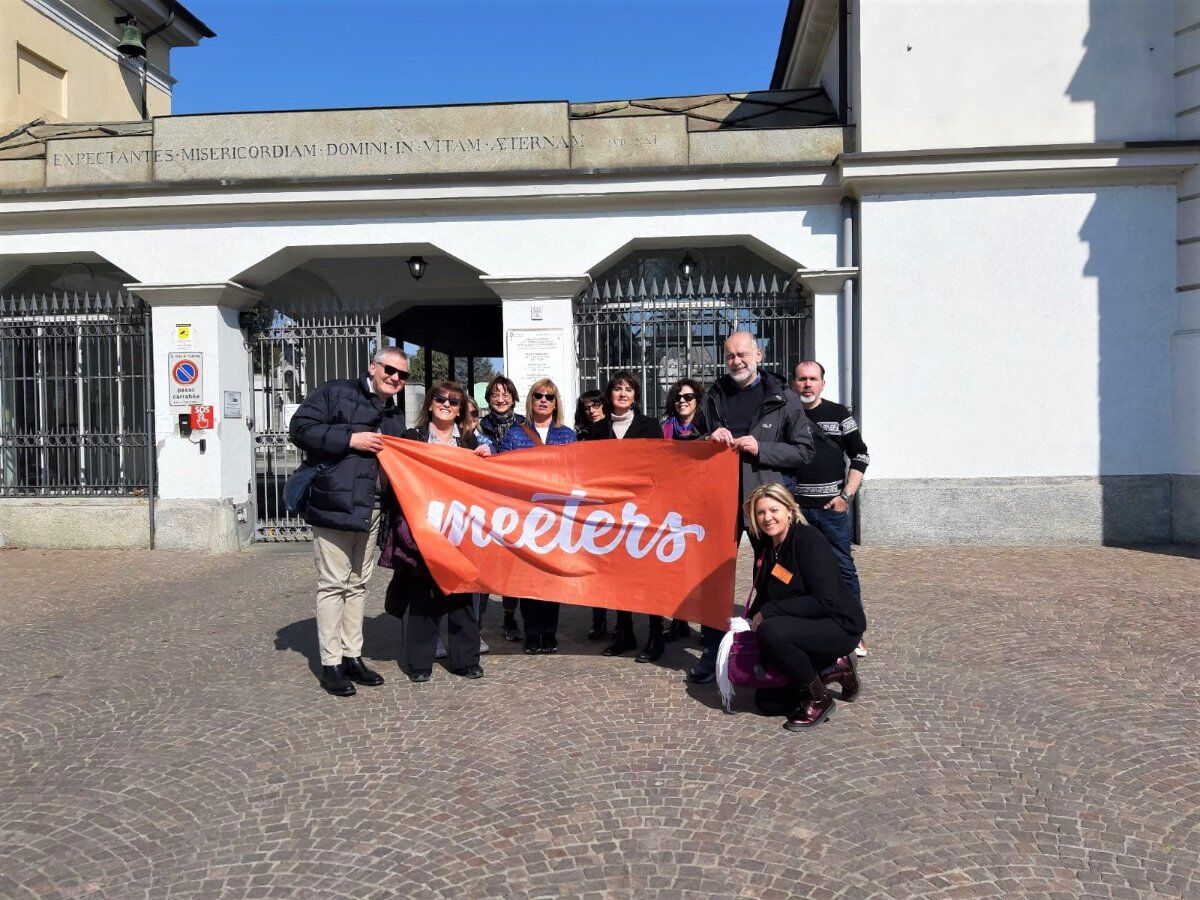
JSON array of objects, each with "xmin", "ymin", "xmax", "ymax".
[
  {"xmin": 0, "ymin": 204, "xmax": 841, "ymax": 287},
  {"xmin": 857, "ymin": 0, "xmax": 1177, "ymax": 152},
  {"xmin": 1175, "ymin": 3, "xmax": 1200, "ymax": 477},
  {"xmin": 859, "ymin": 185, "xmax": 1178, "ymax": 479}
]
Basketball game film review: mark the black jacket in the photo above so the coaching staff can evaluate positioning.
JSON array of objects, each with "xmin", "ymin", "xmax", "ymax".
[
  {"xmin": 696, "ymin": 369, "xmax": 815, "ymax": 498},
  {"xmin": 585, "ymin": 413, "xmax": 662, "ymax": 441},
  {"xmin": 288, "ymin": 375, "xmax": 406, "ymax": 532},
  {"xmin": 748, "ymin": 524, "xmax": 866, "ymax": 637}
]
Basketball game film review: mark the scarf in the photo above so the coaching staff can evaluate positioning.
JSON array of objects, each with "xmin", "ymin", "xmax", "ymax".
[{"xmin": 488, "ymin": 409, "xmax": 517, "ymax": 444}]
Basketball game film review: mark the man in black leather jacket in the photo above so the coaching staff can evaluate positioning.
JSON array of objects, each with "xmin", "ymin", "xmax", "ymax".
[{"xmin": 289, "ymin": 346, "xmax": 409, "ymax": 696}]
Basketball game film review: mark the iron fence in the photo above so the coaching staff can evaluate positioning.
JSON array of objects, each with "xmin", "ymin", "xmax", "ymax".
[
  {"xmin": 0, "ymin": 292, "xmax": 153, "ymax": 497},
  {"xmin": 575, "ymin": 274, "xmax": 810, "ymax": 409},
  {"xmin": 250, "ymin": 305, "xmax": 382, "ymax": 541}
]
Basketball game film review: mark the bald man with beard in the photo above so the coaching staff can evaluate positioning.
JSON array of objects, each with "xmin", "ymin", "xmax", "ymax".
[{"xmin": 689, "ymin": 331, "xmax": 816, "ymax": 683}]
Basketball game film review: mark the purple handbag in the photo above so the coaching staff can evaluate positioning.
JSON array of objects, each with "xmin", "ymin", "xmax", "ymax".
[
  {"xmin": 726, "ymin": 630, "xmax": 789, "ymax": 690},
  {"xmin": 717, "ymin": 558, "xmax": 789, "ymax": 712}
]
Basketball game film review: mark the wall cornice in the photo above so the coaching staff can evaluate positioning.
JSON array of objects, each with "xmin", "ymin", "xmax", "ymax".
[{"xmin": 840, "ymin": 142, "xmax": 1200, "ymax": 195}]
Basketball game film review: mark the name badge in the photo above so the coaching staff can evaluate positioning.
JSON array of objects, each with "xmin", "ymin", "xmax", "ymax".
[{"xmin": 770, "ymin": 563, "xmax": 793, "ymax": 585}]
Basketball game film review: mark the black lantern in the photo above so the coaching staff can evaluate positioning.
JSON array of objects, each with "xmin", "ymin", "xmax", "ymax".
[
  {"xmin": 678, "ymin": 252, "xmax": 698, "ymax": 279},
  {"xmin": 407, "ymin": 256, "xmax": 427, "ymax": 281}
]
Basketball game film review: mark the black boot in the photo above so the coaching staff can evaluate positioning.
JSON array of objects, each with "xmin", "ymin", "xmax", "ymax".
[
  {"xmin": 587, "ymin": 608, "xmax": 608, "ymax": 641},
  {"xmin": 602, "ymin": 629, "xmax": 637, "ymax": 657},
  {"xmin": 503, "ymin": 613, "xmax": 522, "ymax": 642},
  {"xmin": 342, "ymin": 656, "xmax": 384, "ymax": 687},
  {"xmin": 664, "ymin": 619, "xmax": 693, "ymax": 642},
  {"xmin": 320, "ymin": 664, "xmax": 356, "ymax": 697},
  {"xmin": 636, "ymin": 616, "xmax": 665, "ymax": 663}
]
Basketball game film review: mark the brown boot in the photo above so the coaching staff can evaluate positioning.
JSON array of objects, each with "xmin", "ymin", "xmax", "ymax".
[
  {"xmin": 819, "ymin": 654, "xmax": 859, "ymax": 702},
  {"xmin": 784, "ymin": 677, "xmax": 835, "ymax": 730}
]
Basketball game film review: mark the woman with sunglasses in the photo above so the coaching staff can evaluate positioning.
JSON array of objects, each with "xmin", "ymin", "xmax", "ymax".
[
  {"xmin": 585, "ymin": 370, "xmax": 667, "ymax": 663},
  {"xmin": 573, "ymin": 388, "xmax": 611, "ymax": 640},
  {"xmin": 497, "ymin": 377, "xmax": 576, "ymax": 654},
  {"xmin": 389, "ymin": 380, "xmax": 491, "ymax": 683},
  {"xmin": 479, "ymin": 376, "xmax": 527, "ymax": 643},
  {"xmin": 658, "ymin": 377, "xmax": 707, "ymax": 643}
]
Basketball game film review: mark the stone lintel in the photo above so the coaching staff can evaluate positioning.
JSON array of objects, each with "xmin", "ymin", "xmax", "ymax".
[
  {"xmin": 45, "ymin": 136, "xmax": 154, "ymax": 188},
  {"xmin": 126, "ymin": 281, "xmax": 264, "ymax": 308},
  {"xmin": 570, "ymin": 116, "xmax": 688, "ymax": 171},
  {"xmin": 482, "ymin": 275, "xmax": 592, "ymax": 301}
]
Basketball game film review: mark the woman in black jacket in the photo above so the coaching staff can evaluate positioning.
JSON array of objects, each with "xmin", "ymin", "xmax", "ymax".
[
  {"xmin": 743, "ymin": 483, "xmax": 866, "ymax": 730},
  {"xmin": 586, "ymin": 370, "xmax": 667, "ymax": 662},
  {"xmin": 388, "ymin": 380, "xmax": 491, "ymax": 683}
]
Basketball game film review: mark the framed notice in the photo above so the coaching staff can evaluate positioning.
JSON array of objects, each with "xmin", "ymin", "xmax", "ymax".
[{"xmin": 506, "ymin": 328, "xmax": 566, "ymax": 394}]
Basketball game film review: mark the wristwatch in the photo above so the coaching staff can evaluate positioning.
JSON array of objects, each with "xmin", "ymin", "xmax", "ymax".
[{"xmin": 839, "ymin": 490, "xmax": 853, "ymax": 503}]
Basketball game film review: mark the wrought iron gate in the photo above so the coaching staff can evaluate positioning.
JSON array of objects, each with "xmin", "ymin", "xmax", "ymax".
[
  {"xmin": 0, "ymin": 291, "xmax": 153, "ymax": 497},
  {"xmin": 249, "ymin": 305, "xmax": 382, "ymax": 541},
  {"xmin": 574, "ymin": 274, "xmax": 810, "ymax": 405}
]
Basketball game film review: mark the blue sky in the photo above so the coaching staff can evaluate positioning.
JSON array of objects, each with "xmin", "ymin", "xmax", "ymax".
[{"xmin": 172, "ymin": 0, "xmax": 789, "ymax": 114}]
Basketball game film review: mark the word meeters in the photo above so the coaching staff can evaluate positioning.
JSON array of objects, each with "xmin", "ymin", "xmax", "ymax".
[{"xmin": 427, "ymin": 489, "xmax": 706, "ymax": 563}]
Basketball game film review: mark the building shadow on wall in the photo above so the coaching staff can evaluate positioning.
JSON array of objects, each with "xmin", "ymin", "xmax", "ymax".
[{"xmin": 1068, "ymin": 0, "xmax": 1177, "ymax": 548}]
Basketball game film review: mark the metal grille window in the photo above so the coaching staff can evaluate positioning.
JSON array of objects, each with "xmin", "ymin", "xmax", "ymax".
[
  {"xmin": 575, "ymin": 274, "xmax": 810, "ymax": 409},
  {"xmin": 0, "ymin": 292, "xmax": 153, "ymax": 496},
  {"xmin": 250, "ymin": 306, "xmax": 382, "ymax": 541}
]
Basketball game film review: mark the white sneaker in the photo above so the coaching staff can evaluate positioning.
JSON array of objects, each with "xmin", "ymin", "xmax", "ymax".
[
  {"xmin": 479, "ymin": 638, "xmax": 490, "ymax": 654},
  {"xmin": 435, "ymin": 638, "xmax": 448, "ymax": 659},
  {"xmin": 855, "ymin": 639, "xmax": 868, "ymax": 658}
]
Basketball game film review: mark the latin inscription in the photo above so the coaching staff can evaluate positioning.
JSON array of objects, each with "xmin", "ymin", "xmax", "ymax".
[{"xmin": 49, "ymin": 134, "xmax": 585, "ymax": 171}]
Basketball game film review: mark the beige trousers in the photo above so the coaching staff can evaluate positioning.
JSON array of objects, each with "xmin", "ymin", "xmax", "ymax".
[{"xmin": 312, "ymin": 509, "xmax": 381, "ymax": 667}]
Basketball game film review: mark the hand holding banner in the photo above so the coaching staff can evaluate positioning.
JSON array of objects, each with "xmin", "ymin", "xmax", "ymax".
[{"xmin": 377, "ymin": 437, "xmax": 740, "ymax": 629}]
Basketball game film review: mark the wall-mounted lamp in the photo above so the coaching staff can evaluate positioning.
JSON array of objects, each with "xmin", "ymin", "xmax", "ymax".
[
  {"xmin": 678, "ymin": 252, "xmax": 698, "ymax": 279},
  {"xmin": 407, "ymin": 256, "xmax": 427, "ymax": 281}
]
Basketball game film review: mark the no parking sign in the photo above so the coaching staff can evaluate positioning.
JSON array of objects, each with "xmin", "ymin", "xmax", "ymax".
[{"xmin": 168, "ymin": 352, "xmax": 203, "ymax": 406}]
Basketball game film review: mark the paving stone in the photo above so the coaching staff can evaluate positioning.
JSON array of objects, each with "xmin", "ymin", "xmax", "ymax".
[{"xmin": 0, "ymin": 543, "xmax": 1196, "ymax": 897}]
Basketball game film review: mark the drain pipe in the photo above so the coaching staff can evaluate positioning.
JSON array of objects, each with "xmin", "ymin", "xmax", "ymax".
[{"xmin": 839, "ymin": 196, "xmax": 857, "ymax": 408}]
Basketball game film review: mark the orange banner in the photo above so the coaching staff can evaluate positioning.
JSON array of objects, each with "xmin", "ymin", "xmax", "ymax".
[{"xmin": 377, "ymin": 437, "xmax": 740, "ymax": 629}]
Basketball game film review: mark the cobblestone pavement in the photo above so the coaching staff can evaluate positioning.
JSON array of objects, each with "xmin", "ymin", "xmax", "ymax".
[{"xmin": 0, "ymin": 543, "xmax": 1197, "ymax": 899}]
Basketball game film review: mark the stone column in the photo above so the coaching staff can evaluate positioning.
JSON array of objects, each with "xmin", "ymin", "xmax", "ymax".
[
  {"xmin": 795, "ymin": 268, "xmax": 858, "ymax": 405},
  {"xmin": 127, "ymin": 282, "xmax": 261, "ymax": 553},
  {"xmin": 482, "ymin": 276, "xmax": 591, "ymax": 417}
]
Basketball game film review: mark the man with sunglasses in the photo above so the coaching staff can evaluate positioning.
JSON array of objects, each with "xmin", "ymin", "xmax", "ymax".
[{"xmin": 289, "ymin": 346, "xmax": 410, "ymax": 697}]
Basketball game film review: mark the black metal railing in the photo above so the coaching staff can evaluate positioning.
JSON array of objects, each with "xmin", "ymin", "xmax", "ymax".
[
  {"xmin": 0, "ymin": 292, "xmax": 154, "ymax": 497},
  {"xmin": 575, "ymin": 274, "xmax": 810, "ymax": 408},
  {"xmin": 249, "ymin": 305, "xmax": 382, "ymax": 541}
]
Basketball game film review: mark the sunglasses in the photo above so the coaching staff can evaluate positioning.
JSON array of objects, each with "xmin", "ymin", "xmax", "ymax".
[
  {"xmin": 433, "ymin": 394, "xmax": 462, "ymax": 406},
  {"xmin": 675, "ymin": 393, "xmax": 697, "ymax": 403},
  {"xmin": 380, "ymin": 364, "xmax": 409, "ymax": 379},
  {"xmin": 533, "ymin": 392, "xmax": 557, "ymax": 401}
]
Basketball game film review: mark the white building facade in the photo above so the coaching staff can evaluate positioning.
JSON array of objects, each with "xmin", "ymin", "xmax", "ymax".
[{"xmin": 1, "ymin": 0, "xmax": 1197, "ymax": 551}]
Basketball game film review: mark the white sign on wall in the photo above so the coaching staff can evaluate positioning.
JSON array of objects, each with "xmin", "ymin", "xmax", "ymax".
[{"xmin": 506, "ymin": 328, "xmax": 566, "ymax": 394}]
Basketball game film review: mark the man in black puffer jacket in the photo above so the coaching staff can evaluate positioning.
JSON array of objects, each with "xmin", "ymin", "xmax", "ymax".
[
  {"xmin": 289, "ymin": 346, "xmax": 409, "ymax": 697},
  {"xmin": 689, "ymin": 330, "xmax": 816, "ymax": 684}
]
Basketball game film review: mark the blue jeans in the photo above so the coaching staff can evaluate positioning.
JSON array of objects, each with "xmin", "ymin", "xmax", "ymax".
[{"xmin": 803, "ymin": 505, "xmax": 863, "ymax": 608}]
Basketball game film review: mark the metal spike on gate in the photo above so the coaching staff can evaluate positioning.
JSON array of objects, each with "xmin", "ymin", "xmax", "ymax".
[
  {"xmin": 637, "ymin": 277, "xmax": 648, "ymax": 299},
  {"xmin": 602, "ymin": 281, "xmax": 612, "ymax": 300},
  {"xmin": 626, "ymin": 278, "xmax": 637, "ymax": 299},
  {"xmin": 758, "ymin": 274, "xmax": 768, "ymax": 294},
  {"xmin": 591, "ymin": 283, "xmax": 600, "ymax": 300},
  {"xmin": 684, "ymin": 277, "xmax": 694, "ymax": 297},
  {"xmin": 650, "ymin": 277, "xmax": 659, "ymax": 297},
  {"xmin": 613, "ymin": 279, "xmax": 624, "ymax": 300},
  {"xmin": 769, "ymin": 274, "xmax": 780, "ymax": 294},
  {"xmin": 673, "ymin": 276, "xmax": 683, "ymax": 296},
  {"xmin": 732, "ymin": 275, "xmax": 742, "ymax": 296}
]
